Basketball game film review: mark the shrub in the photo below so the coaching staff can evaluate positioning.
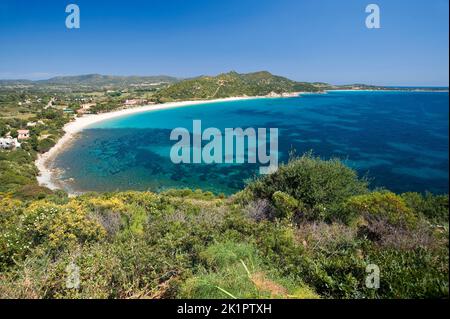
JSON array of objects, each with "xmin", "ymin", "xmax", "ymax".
[
  {"xmin": 401, "ymin": 192, "xmax": 449, "ymax": 224},
  {"xmin": 295, "ymin": 221, "xmax": 358, "ymax": 253},
  {"xmin": 272, "ymin": 191, "xmax": 300, "ymax": 220},
  {"xmin": 246, "ymin": 153, "xmax": 368, "ymax": 221},
  {"xmin": 13, "ymin": 184, "xmax": 53, "ymax": 200},
  {"xmin": 341, "ymin": 192, "xmax": 418, "ymax": 228},
  {"xmin": 36, "ymin": 138, "xmax": 56, "ymax": 153},
  {"xmin": 243, "ymin": 199, "xmax": 275, "ymax": 221},
  {"xmin": 358, "ymin": 218, "xmax": 438, "ymax": 250},
  {"xmin": 22, "ymin": 201, "xmax": 106, "ymax": 251},
  {"xmin": 365, "ymin": 247, "xmax": 449, "ymax": 298}
]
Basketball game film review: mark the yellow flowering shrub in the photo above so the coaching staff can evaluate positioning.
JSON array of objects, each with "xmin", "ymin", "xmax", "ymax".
[
  {"xmin": 23, "ymin": 201, "xmax": 106, "ymax": 250},
  {"xmin": 343, "ymin": 192, "xmax": 418, "ymax": 228}
]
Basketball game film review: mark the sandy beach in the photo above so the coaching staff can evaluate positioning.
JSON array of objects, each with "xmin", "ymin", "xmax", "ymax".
[{"xmin": 35, "ymin": 95, "xmax": 275, "ymax": 190}]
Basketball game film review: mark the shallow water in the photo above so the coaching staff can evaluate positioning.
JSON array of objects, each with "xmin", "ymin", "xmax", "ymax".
[{"xmin": 53, "ymin": 91, "xmax": 449, "ymax": 194}]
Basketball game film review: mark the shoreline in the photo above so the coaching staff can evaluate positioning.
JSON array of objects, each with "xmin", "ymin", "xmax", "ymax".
[
  {"xmin": 34, "ymin": 95, "xmax": 282, "ymax": 191},
  {"xmin": 34, "ymin": 89, "xmax": 448, "ymax": 192}
]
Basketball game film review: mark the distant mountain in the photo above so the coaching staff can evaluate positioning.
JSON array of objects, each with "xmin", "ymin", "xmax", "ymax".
[
  {"xmin": 0, "ymin": 79, "xmax": 34, "ymax": 85},
  {"xmin": 37, "ymin": 74, "xmax": 178, "ymax": 86},
  {"xmin": 0, "ymin": 74, "xmax": 179, "ymax": 92},
  {"xmin": 153, "ymin": 71, "xmax": 327, "ymax": 102},
  {"xmin": 3, "ymin": 72, "xmax": 439, "ymax": 95}
]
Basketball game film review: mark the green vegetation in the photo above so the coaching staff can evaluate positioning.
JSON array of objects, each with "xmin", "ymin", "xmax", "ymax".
[
  {"xmin": 153, "ymin": 71, "xmax": 324, "ymax": 102},
  {"xmin": 0, "ymin": 155, "xmax": 447, "ymax": 299},
  {"xmin": 0, "ymin": 149, "xmax": 38, "ymax": 193},
  {"xmin": 0, "ymin": 73, "xmax": 448, "ymax": 299},
  {"xmin": 243, "ymin": 153, "xmax": 369, "ymax": 221}
]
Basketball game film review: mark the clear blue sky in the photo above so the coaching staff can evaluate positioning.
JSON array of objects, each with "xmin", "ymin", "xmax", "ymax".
[{"xmin": 0, "ymin": 0, "xmax": 448, "ymax": 86}]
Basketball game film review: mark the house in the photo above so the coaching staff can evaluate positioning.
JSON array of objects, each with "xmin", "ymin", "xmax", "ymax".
[
  {"xmin": 266, "ymin": 91, "xmax": 282, "ymax": 97},
  {"xmin": 17, "ymin": 129, "xmax": 30, "ymax": 140},
  {"xmin": 28, "ymin": 120, "xmax": 46, "ymax": 127},
  {"xmin": 123, "ymin": 99, "xmax": 148, "ymax": 106},
  {"xmin": 76, "ymin": 103, "xmax": 95, "ymax": 116},
  {"xmin": 124, "ymin": 99, "xmax": 139, "ymax": 106},
  {"xmin": 81, "ymin": 103, "xmax": 96, "ymax": 110},
  {"xmin": 0, "ymin": 137, "xmax": 20, "ymax": 149},
  {"xmin": 77, "ymin": 108, "xmax": 92, "ymax": 116}
]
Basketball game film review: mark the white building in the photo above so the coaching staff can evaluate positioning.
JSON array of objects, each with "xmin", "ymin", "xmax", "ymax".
[{"xmin": 0, "ymin": 137, "xmax": 20, "ymax": 149}]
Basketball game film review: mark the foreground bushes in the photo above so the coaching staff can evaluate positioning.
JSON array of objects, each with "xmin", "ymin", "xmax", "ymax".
[
  {"xmin": 0, "ymin": 156, "xmax": 448, "ymax": 299},
  {"xmin": 244, "ymin": 153, "xmax": 368, "ymax": 221}
]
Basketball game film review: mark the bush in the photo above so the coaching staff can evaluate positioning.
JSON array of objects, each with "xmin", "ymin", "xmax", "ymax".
[
  {"xmin": 246, "ymin": 153, "xmax": 368, "ymax": 221},
  {"xmin": 13, "ymin": 185, "xmax": 53, "ymax": 200},
  {"xmin": 0, "ymin": 159, "xmax": 38, "ymax": 193},
  {"xmin": 37, "ymin": 138, "xmax": 56, "ymax": 153},
  {"xmin": 22, "ymin": 201, "xmax": 106, "ymax": 251},
  {"xmin": 365, "ymin": 247, "xmax": 449, "ymax": 298},
  {"xmin": 401, "ymin": 192, "xmax": 449, "ymax": 224},
  {"xmin": 341, "ymin": 192, "xmax": 418, "ymax": 228}
]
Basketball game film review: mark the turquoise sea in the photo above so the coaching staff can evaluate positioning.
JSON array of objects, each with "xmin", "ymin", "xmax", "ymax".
[{"xmin": 53, "ymin": 91, "xmax": 449, "ymax": 195}]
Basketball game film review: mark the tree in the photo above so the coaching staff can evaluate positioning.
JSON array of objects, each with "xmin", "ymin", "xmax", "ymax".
[
  {"xmin": 0, "ymin": 122, "xmax": 7, "ymax": 136},
  {"xmin": 10, "ymin": 129, "xmax": 18, "ymax": 138}
]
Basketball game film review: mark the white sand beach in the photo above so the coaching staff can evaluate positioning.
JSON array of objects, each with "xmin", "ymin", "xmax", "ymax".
[{"xmin": 35, "ymin": 96, "xmax": 274, "ymax": 190}]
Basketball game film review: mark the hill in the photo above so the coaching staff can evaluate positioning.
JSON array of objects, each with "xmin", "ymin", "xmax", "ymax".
[{"xmin": 153, "ymin": 71, "xmax": 327, "ymax": 102}]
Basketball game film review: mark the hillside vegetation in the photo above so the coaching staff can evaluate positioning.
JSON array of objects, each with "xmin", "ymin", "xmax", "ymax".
[
  {"xmin": 153, "ymin": 71, "xmax": 325, "ymax": 102},
  {"xmin": 0, "ymin": 154, "xmax": 448, "ymax": 299}
]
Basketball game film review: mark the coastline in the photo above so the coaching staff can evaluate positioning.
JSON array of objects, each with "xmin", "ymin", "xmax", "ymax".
[
  {"xmin": 35, "ymin": 88, "xmax": 448, "ymax": 192},
  {"xmin": 34, "ymin": 95, "xmax": 278, "ymax": 191}
]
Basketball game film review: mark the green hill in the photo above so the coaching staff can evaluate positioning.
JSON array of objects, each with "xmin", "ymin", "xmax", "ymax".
[{"xmin": 153, "ymin": 71, "xmax": 327, "ymax": 102}]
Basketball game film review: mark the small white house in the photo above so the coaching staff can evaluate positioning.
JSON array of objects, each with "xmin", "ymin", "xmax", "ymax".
[
  {"xmin": 123, "ymin": 99, "xmax": 150, "ymax": 106},
  {"xmin": 0, "ymin": 137, "xmax": 20, "ymax": 149},
  {"xmin": 81, "ymin": 103, "xmax": 96, "ymax": 110}
]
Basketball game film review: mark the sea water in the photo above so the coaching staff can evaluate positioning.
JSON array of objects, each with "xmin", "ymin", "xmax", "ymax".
[{"xmin": 53, "ymin": 91, "xmax": 449, "ymax": 194}]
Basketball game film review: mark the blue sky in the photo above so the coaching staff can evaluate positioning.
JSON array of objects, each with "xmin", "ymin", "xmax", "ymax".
[{"xmin": 0, "ymin": 0, "xmax": 448, "ymax": 85}]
